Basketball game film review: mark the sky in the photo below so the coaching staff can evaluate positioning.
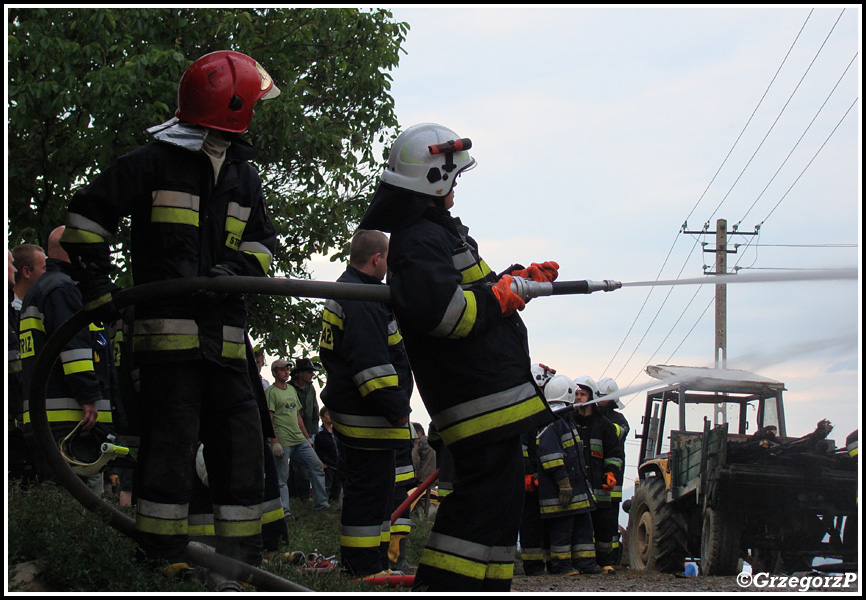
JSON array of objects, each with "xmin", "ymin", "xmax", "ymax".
[
  {"xmin": 7, "ymin": 4, "xmax": 856, "ymax": 523},
  {"xmin": 305, "ymin": 5, "xmax": 862, "ymax": 507}
]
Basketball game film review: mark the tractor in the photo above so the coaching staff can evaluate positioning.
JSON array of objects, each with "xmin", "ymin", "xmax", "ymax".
[{"xmin": 626, "ymin": 365, "xmax": 858, "ymax": 575}]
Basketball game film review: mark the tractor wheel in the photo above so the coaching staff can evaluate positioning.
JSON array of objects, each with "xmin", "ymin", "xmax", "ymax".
[
  {"xmin": 627, "ymin": 476, "xmax": 687, "ymax": 573},
  {"xmin": 700, "ymin": 507, "xmax": 742, "ymax": 575}
]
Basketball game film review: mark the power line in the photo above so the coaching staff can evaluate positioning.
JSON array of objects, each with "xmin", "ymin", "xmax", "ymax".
[
  {"xmin": 607, "ymin": 10, "xmax": 856, "ymax": 404},
  {"xmin": 644, "ymin": 13, "xmax": 855, "ymax": 379},
  {"xmin": 705, "ymin": 9, "xmax": 848, "ymax": 227},
  {"xmin": 758, "ymin": 97, "xmax": 858, "ymax": 227},
  {"xmin": 746, "ymin": 243, "xmax": 857, "ymax": 248},
  {"xmin": 601, "ymin": 9, "xmax": 816, "ymax": 381},
  {"xmin": 735, "ymin": 51, "xmax": 859, "ymax": 229},
  {"xmin": 682, "ymin": 8, "xmax": 814, "ymax": 228},
  {"xmin": 738, "ymin": 266, "xmax": 857, "ymax": 271}
]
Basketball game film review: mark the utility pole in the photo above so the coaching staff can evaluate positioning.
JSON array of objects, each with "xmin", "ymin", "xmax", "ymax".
[
  {"xmin": 681, "ymin": 219, "xmax": 759, "ymax": 425},
  {"xmin": 714, "ymin": 219, "xmax": 727, "ymax": 371}
]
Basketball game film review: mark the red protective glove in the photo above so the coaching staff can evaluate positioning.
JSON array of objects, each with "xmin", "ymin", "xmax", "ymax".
[
  {"xmin": 491, "ymin": 275, "xmax": 526, "ymax": 316},
  {"xmin": 602, "ymin": 471, "xmax": 617, "ymax": 491},
  {"xmin": 513, "ymin": 261, "xmax": 560, "ymax": 283}
]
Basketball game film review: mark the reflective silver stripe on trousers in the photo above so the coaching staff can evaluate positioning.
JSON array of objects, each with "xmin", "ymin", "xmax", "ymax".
[{"xmin": 138, "ymin": 498, "xmax": 190, "ymax": 519}]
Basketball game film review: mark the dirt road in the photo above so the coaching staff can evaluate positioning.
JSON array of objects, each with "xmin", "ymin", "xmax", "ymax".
[{"xmin": 508, "ymin": 566, "xmax": 860, "ymax": 593}]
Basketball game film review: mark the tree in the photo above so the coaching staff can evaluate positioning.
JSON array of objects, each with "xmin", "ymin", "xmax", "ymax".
[{"xmin": 7, "ymin": 7, "xmax": 409, "ymax": 356}]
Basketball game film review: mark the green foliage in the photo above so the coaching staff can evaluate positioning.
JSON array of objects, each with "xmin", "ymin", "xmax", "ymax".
[
  {"xmin": 7, "ymin": 482, "xmax": 208, "ymax": 592},
  {"xmin": 8, "ymin": 481, "xmax": 435, "ymax": 592},
  {"xmin": 7, "ymin": 7, "xmax": 408, "ymax": 355}
]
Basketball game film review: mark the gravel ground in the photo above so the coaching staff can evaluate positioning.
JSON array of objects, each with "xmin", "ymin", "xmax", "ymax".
[{"xmin": 508, "ymin": 565, "xmax": 861, "ymax": 593}]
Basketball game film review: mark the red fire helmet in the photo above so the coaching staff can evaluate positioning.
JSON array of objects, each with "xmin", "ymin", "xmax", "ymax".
[{"xmin": 175, "ymin": 50, "xmax": 280, "ymax": 133}]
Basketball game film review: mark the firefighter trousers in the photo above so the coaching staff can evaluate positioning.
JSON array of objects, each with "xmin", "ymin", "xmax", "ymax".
[
  {"xmin": 571, "ymin": 511, "xmax": 597, "ymax": 572},
  {"xmin": 413, "ymin": 436, "xmax": 524, "ymax": 592},
  {"xmin": 592, "ymin": 503, "xmax": 619, "ymax": 567},
  {"xmin": 339, "ymin": 446, "xmax": 396, "ymax": 576},
  {"xmin": 189, "ymin": 438, "xmax": 288, "ymax": 552},
  {"xmin": 519, "ymin": 489, "xmax": 546, "ymax": 576},
  {"xmin": 134, "ymin": 361, "xmax": 264, "ymax": 566}
]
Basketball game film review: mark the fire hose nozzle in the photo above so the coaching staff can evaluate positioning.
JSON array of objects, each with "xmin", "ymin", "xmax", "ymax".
[
  {"xmin": 509, "ymin": 276, "xmax": 553, "ymax": 301},
  {"xmin": 586, "ymin": 279, "xmax": 622, "ymax": 293},
  {"xmin": 509, "ymin": 277, "xmax": 622, "ymax": 300}
]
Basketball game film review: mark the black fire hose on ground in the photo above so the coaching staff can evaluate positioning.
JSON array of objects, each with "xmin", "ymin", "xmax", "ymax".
[
  {"xmin": 27, "ymin": 276, "xmax": 385, "ymax": 592},
  {"xmin": 29, "ymin": 275, "xmax": 619, "ymax": 591}
]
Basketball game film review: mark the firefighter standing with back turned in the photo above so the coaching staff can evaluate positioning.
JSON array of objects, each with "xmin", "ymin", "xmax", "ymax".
[
  {"xmin": 319, "ymin": 229, "xmax": 413, "ymax": 578},
  {"xmin": 359, "ymin": 123, "xmax": 557, "ymax": 591},
  {"xmin": 60, "ymin": 51, "xmax": 279, "ymax": 574}
]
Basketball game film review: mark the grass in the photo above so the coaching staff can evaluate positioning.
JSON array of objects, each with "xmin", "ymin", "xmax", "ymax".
[{"xmin": 7, "ymin": 480, "xmax": 434, "ymax": 592}]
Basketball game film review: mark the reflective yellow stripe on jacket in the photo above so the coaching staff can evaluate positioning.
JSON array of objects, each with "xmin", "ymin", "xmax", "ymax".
[
  {"xmin": 434, "ymin": 382, "xmax": 547, "ymax": 447},
  {"xmin": 431, "ymin": 288, "xmax": 477, "ymax": 340},
  {"xmin": 452, "ymin": 247, "xmax": 493, "ymax": 285},
  {"xmin": 353, "ymin": 364, "xmax": 399, "ymax": 398},
  {"xmin": 21, "ymin": 397, "xmax": 113, "ymax": 425},
  {"xmin": 133, "ymin": 318, "xmax": 200, "ymax": 353},
  {"xmin": 329, "ymin": 410, "xmax": 411, "ymax": 443}
]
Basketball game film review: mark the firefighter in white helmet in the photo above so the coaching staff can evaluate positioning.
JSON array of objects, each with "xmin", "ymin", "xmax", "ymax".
[
  {"xmin": 520, "ymin": 375, "xmax": 599, "ymax": 576},
  {"xmin": 571, "ymin": 375, "xmax": 623, "ymax": 573},
  {"xmin": 596, "ymin": 376, "xmax": 630, "ymax": 565},
  {"xmin": 531, "ymin": 363, "xmax": 557, "ymax": 392},
  {"xmin": 359, "ymin": 123, "xmax": 558, "ymax": 591}
]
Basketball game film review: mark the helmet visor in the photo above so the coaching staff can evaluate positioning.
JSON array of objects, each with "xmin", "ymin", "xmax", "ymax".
[{"xmin": 254, "ymin": 61, "xmax": 281, "ymax": 100}]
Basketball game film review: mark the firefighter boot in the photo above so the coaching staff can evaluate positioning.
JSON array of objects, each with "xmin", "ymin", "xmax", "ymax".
[
  {"xmin": 388, "ymin": 534, "xmax": 414, "ymax": 573},
  {"xmin": 160, "ymin": 562, "xmax": 208, "ymax": 585}
]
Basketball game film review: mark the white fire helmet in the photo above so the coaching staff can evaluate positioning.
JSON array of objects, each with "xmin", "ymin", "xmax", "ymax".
[
  {"xmin": 380, "ymin": 123, "xmax": 476, "ymax": 197},
  {"xmin": 544, "ymin": 374, "xmax": 575, "ymax": 406},
  {"xmin": 531, "ymin": 363, "xmax": 557, "ymax": 389},
  {"xmin": 597, "ymin": 376, "xmax": 626, "ymax": 409},
  {"xmin": 58, "ymin": 421, "xmax": 128, "ymax": 477},
  {"xmin": 573, "ymin": 375, "xmax": 598, "ymax": 403}
]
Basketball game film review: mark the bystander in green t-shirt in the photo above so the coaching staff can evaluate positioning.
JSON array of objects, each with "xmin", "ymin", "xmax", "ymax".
[{"xmin": 266, "ymin": 384, "xmax": 307, "ymax": 447}]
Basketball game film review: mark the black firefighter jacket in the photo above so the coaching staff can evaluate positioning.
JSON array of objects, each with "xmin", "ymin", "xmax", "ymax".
[
  {"xmin": 535, "ymin": 416, "xmax": 596, "ymax": 518},
  {"xmin": 570, "ymin": 410, "xmax": 624, "ymax": 506},
  {"xmin": 60, "ymin": 136, "xmax": 276, "ymax": 371},
  {"xmin": 319, "ymin": 265, "xmax": 413, "ymax": 450},
  {"xmin": 386, "ymin": 207, "xmax": 552, "ymax": 451},
  {"xmin": 19, "ymin": 259, "xmax": 116, "ymax": 429}
]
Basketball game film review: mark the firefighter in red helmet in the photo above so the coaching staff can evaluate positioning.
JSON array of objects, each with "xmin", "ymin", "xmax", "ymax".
[{"xmin": 61, "ymin": 50, "xmax": 280, "ymax": 574}]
